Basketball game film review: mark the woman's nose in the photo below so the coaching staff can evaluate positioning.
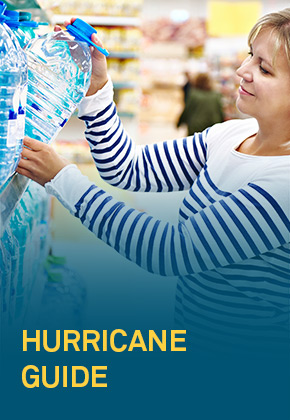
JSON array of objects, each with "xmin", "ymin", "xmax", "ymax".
[{"xmin": 236, "ymin": 59, "xmax": 253, "ymax": 82}]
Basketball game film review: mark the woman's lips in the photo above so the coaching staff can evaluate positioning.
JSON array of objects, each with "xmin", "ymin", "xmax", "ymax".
[{"xmin": 239, "ymin": 85, "xmax": 254, "ymax": 96}]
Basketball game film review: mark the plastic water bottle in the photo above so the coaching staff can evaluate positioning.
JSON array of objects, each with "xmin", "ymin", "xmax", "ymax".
[
  {"xmin": 0, "ymin": 3, "xmax": 24, "ymax": 187},
  {"xmin": 4, "ymin": 9, "xmax": 26, "ymax": 46},
  {"xmin": 24, "ymin": 18, "xmax": 108, "ymax": 144},
  {"xmin": 4, "ymin": 9, "xmax": 28, "ymax": 172},
  {"xmin": 18, "ymin": 11, "xmax": 38, "ymax": 48}
]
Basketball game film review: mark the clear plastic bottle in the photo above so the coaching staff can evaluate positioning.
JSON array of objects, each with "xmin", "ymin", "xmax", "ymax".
[
  {"xmin": 24, "ymin": 19, "xmax": 108, "ymax": 144},
  {"xmin": 0, "ymin": 2, "xmax": 23, "ymax": 186},
  {"xmin": 18, "ymin": 11, "xmax": 38, "ymax": 48},
  {"xmin": 4, "ymin": 9, "xmax": 28, "ymax": 172}
]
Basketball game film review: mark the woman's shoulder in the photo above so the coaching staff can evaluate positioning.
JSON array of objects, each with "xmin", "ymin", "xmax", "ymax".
[
  {"xmin": 209, "ymin": 117, "xmax": 257, "ymax": 133},
  {"xmin": 205, "ymin": 118, "xmax": 258, "ymax": 147}
]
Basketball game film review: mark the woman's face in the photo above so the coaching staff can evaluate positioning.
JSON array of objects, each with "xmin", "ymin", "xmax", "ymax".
[{"xmin": 236, "ymin": 28, "xmax": 290, "ymax": 122}]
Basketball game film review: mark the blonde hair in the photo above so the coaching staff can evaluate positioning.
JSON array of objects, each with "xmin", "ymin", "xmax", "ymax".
[{"xmin": 248, "ymin": 8, "xmax": 290, "ymax": 66}]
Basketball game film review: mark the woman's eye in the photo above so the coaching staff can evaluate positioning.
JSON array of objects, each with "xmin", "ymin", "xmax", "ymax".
[
  {"xmin": 259, "ymin": 65, "xmax": 269, "ymax": 74},
  {"xmin": 248, "ymin": 51, "xmax": 253, "ymax": 57}
]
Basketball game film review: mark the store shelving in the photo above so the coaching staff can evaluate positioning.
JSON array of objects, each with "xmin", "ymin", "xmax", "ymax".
[
  {"xmin": 51, "ymin": 14, "xmax": 141, "ymax": 27},
  {"xmin": 110, "ymin": 52, "xmax": 140, "ymax": 59},
  {"xmin": 114, "ymin": 81, "xmax": 138, "ymax": 89}
]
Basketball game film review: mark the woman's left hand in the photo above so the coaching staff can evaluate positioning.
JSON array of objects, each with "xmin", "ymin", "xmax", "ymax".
[{"xmin": 16, "ymin": 137, "xmax": 71, "ymax": 186}]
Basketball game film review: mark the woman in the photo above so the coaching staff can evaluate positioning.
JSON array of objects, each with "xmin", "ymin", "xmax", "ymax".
[
  {"xmin": 177, "ymin": 72, "xmax": 224, "ymax": 135},
  {"xmin": 17, "ymin": 9, "xmax": 290, "ymax": 352}
]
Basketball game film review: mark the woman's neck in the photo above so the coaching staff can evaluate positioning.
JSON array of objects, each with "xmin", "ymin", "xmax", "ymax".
[{"xmin": 239, "ymin": 120, "xmax": 290, "ymax": 156}]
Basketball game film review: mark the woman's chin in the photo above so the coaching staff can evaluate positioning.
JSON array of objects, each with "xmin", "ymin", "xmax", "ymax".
[{"xmin": 236, "ymin": 99, "xmax": 252, "ymax": 117}]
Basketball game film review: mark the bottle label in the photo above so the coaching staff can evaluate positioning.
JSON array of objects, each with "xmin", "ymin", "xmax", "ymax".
[{"xmin": 7, "ymin": 118, "xmax": 18, "ymax": 147}]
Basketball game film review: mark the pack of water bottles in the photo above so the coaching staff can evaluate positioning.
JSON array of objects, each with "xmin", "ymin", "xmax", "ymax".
[{"xmin": 0, "ymin": 1, "xmax": 108, "ymax": 187}]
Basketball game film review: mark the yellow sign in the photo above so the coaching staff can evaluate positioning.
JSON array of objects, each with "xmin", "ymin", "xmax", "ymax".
[{"xmin": 208, "ymin": 1, "xmax": 262, "ymax": 36}]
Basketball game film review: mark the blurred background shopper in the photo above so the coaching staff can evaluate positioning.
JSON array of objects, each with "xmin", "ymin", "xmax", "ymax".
[{"xmin": 177, "ymin": 72, "xmax": 224, "ymax": 135}]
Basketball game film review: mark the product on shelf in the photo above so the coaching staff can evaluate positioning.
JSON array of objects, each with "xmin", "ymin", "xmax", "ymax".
[
  {"xmin": 24, "ymin": 19, "xmax": 95, "ymax": 143},
  {"xmin": 114, "ymin": 88, "xmax": 140, "ymax": 116},
  {"xmin": 108, "ymin": 57, "xmax": 139, "ymax": 83},
  {"xmin": 97, "ymin": 26, "xmax": 141, "ymax": 53},
  {"xmin": 50, "ymin": 0, "xmax": 143, "ymax": 18},
  {"xmin": 0, "ymin": 2, "xmax": 27, "ymax": 187},
  {"xmin": 141, "ymin": 17, "xmax": 206, "ymax": 47},
  {"xmin": 5, "ymin": 9, "xmax": 38, "ymax": 48}
]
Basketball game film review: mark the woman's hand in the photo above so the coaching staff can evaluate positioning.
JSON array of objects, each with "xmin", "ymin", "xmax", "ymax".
[
  {"xmin": 62, "ymin": 18, "xmax": 109, "ymax": 96},
  {"xmin": 16, "ymin": 137, "xmax": 71, "ymax": 186}
]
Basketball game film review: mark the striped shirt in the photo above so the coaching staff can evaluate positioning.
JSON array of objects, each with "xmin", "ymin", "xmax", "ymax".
[{"xmin": 46, "ymin": 80, "xmax": 290, "ymax": 352}]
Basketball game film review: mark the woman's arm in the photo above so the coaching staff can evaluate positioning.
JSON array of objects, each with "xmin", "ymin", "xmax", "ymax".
[
  {"xmin": 45, "ymin": 165, "xmax": 290, "ymax": 276},
  {"xmin": 78, "ymin": 81, "xmax": 208, "ymax": 193},
  {"xmin": 16, "ymin": 139, "xmax": 289, "ymax": 277}
]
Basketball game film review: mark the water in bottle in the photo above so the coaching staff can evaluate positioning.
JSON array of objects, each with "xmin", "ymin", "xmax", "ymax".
[
  {"xmin": 4, "ymin": 9, "xmax": 28, "ymax": 172},
  {"xmin": 24, "ymin": 19, "xmax": 108, "ymax": 144},
  {"xmin": 0, "ymin": 2, "xmax": 23, "ymax": 186}
]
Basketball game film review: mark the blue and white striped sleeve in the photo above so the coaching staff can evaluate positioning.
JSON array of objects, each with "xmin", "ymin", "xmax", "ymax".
[
  {"xmin": 78, "ymin": 80, "xmax": 207, "ymax": 192},
  {"xmin": 45, "ymin": 165, "xmax": 290, "ymax": 277}
]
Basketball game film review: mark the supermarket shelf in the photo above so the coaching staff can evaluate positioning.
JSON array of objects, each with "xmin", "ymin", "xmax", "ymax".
[
  {"xmin": 119, "ymin": 112, "xmax": 136, "ymax": 118},
  {"xmin": 0, "ymin": 173, "xmax": 29, "ymax": 237},
  {"xmin": 114, "ymin": 81, "xmax": 138, "ymax": 89},
  {"xmin": 109, "ymin": 52, "xmax": 140, "ymax": 59},
  {"xmin": 51, "ymin": 14, "xmax": 141, "ymax": 27}
]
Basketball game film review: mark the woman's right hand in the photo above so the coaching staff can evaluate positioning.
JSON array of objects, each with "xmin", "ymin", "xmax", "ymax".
[
  {"xmin": 63, "ymin": 18, "xmax": 109, "ymax": 96},
  {"xmin": 16, "ymin": 137, "xmax": 71, "ymax": 186}
]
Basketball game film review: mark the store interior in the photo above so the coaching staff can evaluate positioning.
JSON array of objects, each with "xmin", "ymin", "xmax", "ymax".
[{"xmin": 1, "ymin": 0, "xmax": 289, "ymax": 331}]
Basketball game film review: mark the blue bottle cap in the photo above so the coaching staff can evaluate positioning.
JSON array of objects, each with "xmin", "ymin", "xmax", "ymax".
[
  {"xmin": 18, "ymin": 11, "xmax": 39, "ymax": 27},
  {"xmin": 4, "ymin": 9, "xmax": 19, "ymax": 21},
  {"xmin": 19, "ymin": 11, "xmax": 32, "ymax": 21},
  {"xmin": 66, "ymin": 18, "xmax": 109, "ymax": 57},
  {"xmin": 20, "ymin": 20, "xmax": 39, "ymax": 28},
  {"xmin": 0, "ymin": 1, "xmax": 6, "ymax": 14},
  {"xmin": 4, "ymin": 10, "xmax": 23, "ymax": 29},
  {"xmin": 4, "ymin": 9, "xmax": 22, "ymax": 27},
  {"xmin": 0, "ymin": 1, "xmax": 7, "ymax": 22}
]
